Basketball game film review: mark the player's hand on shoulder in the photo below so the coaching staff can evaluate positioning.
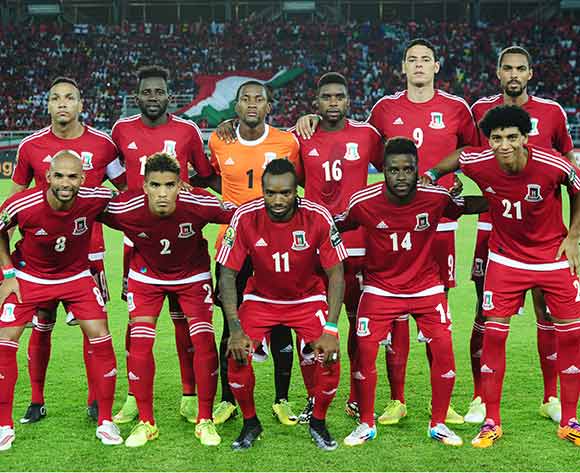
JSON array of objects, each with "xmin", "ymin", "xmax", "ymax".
[
  {"xmin": 216, "ymin": 119, "xmax": 238, "ymax": 143},
  {"xmin": 557, "ymin": 234, "xmax": 580, "ymax": 275},
  {"xmin": 418, "ymin": 174, "xmax": 434, "ymax": 187},
  {"xmin": 450, "ymin": 175, "xmax": 463, "ymax": 196},
  {"xmin": 295, "ymin": 114, "xmax": 320, "ymax": 140},
  {"xmin": 227, "ymin": 329, "xmax": 252, "ymax": 364},
  {"xmin": 0, "ymin": 277, "xmax": 22, "ymax": 305},
  {"xmin": 313, "ymin": 334, "xmax": 340, "ymax": 366}
]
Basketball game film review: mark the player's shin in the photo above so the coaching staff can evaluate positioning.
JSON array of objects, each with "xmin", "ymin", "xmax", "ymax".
[
  {"xmin": 82, "ymin": 332, "xmax": 97, "ymax": 407},
  {"xmin": 271, "ymin": 325, "xmax": 293, "ymax": 403},
  {"xmin": 428, "ymin": 335, "xmax": 456, "ymax": 426},
  {"xmin": 171, "ymin": 311, "xmax": 196, "ymax": 396},
  {"xmin": 188, "ymin": 321, "xmax": 218, "ymax": 421},
  {"xmin": 537, "ymin": 321, "xmax": 558, "ymax": 402},
  {"xmin": 347, "ymin": 315, "xmax": 358, "ymax": 404},
  {"xmin": 0, "ymin": 339, "xmax": 18, "ymax": 427},
  {"xmin": 554, "ymin": 321, "xmax": 580, "ymax": 427},
  {"xmin": 27, "ymin": 320, "xmax": 54, "ymax": 405},
  {"xmin": 128, "ymin": 322, "xmax": 156, "ymax": 424},
  {"xmin": 227, "ymin": 355, "xmax": 256, "ymax": 419},
  {"xmin": 470, "ymin": 321, "xmax": 485, "ymax": 399},
  {"xmin": 312, "ymin": 359, "xmax": 340, "ymax": 421},
  {"xmin": 87, "ymin": 332, "xmax": 117, "ymax": 424},
  {"xmin": 386, "ymin": 316, "xmax": 410, "ymax": 403},
  {"xmin": 480, "ymin": 321, "xmax": 510, "ymax": 425},
  {"xmin": 356, "ymin": 340, "xmax": 379, "ymax": 426}
]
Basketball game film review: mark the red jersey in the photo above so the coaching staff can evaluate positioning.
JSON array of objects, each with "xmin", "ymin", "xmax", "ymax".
[
  {"xmin": 111, "ymin": 113, "xmax": 212, "ymax": 191},
  {"xmin": 216, "ymin": 198, "xmax": 348, "ymax": 303},
  {"xmin": 101, "ymin": 189, "xmax": 234, "ymax": 283},
  {"xmin": 368, "ymin": 90, "xmax": 478, "ymax": 190},
  {"xmin": 338, "ymin": 183, "xmax": 464, "ymax": 296},
  {"xmin": 0, "ymin": 186, "xmax": 114, "ymax": 282},
  {"xmin": 290, "ymin": 119, "xmax": 383, "ymax": 254},
  {"xmin": 459, "ymin": 145, "xmax": 580, "ymax": 266}
]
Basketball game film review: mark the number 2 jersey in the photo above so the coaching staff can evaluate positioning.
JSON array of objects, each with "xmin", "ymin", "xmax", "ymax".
[
  {"xmin": 0, "ymin": 186, "xmax": 114, "ymax": 281},
  {"xmin": 337, "ymin": 183, "xmax": 465, "ymax": 296},
  {"xmin": 216, "ymin": 198, "xmax": 347, "ymax": 303},
  {"xmin": 100, "ymin": 189, "xmax": 234, "ymax": 283}
]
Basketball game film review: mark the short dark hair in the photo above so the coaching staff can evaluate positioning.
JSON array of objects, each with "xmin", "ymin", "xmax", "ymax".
[
  {"xmin": 479, "ymin": 105, "xmax": 532, "ymax": 138},
  {"xmin": 384, "ymin": 137, "xmax": 418, "ymax": 164},
  {"xmin": 50, "ymin": 77, "xmax": 81, "ymax": 95},
  {"xmin": 403, "ymin": 38, "xmax": 438, "ymax": 61},
  {"xmin": 497, "ymin": 46, "xmax": 532, "ymax": 69},
  {"xmin": 137, "ymin": 65, "xmax": 170, "ymax": 89},
  {"xmin": 262, "ymin": 159, "xmax": 297, "ymax": 186},
  {"xmin": 236, "ymin": 80, "xmax": 272, "ymax": 102},
  {"xmin": 144, "ymin": 152, "xmax": 181, "ymax": 177},
  {"xmin": 317, "ymin": 72, "xmax": 348, "ymax": 93}
]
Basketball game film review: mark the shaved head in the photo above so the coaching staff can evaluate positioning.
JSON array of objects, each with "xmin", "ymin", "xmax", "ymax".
[
  {"xmin": 46, "ymin": 150, "xmax": 85, "ymax": 208},
  {"xmin": 50, "ymin": 150, "xmax": 83, "ymax": 172}
]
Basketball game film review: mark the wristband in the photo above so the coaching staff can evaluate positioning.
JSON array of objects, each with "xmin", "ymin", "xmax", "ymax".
[
  {"xmin": 425, "ymin": 168, "xmax": 440, "ymax": 183},
  {"xmin": 323, "ymin": 322, "xmax": 339, "ymax": 337},
  {"xmin": 2, "ymin": 267, "xmax": 16, "ymax": 279}
]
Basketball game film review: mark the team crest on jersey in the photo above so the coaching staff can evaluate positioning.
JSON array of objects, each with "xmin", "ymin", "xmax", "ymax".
[
  {"xmin": 178, "ymin": 222, "xmax": 195, "ymax": 238},
  {"xmin": 357, "ymin": 317, "xmax": 370, "ymax": 337},
  {"xmin": 72, "ymin": 217, "xmax": 88, "ymax": 235},
  {"xmin": 525, "ymin": 184, "xmax": 543, "ymax": 202},
  {"xmin": 482, "ymin": 291, "xmax": 495, "ymax": 311},
  {"xmin": 263, "ymin": 152, "xmax": 277, "ymax": 169},
  {"xmin": 414, "ymin": 213, "xmax": 430, "ymax": 231},
  {"xmin": 329, "ymin": 225, "xmax": 342, "ymax": 248},
  {"xmin": 343, "ymin": 142, "xmax": 361, "ymax": 161},
  {"xmin": 428, "ymin": 112, "xmax": 445, "ymax": 129},
  {"xmin": 291, "ymin": 230, "xmax": 309, "ymax": 251},
  {"xmin": 223, "ymin": 226, "xmax": 236, "ymax": 248},
  {"xmin": 80, "ymin": 152, "xmax": 94, "ymax": 170},
  {"xmin": 0, "ymin": 303, "xmax": 16, "ymax": 323},
  {"xmin": 529, "ymin": 118, "xmax": 539, "ymax": 136},
  {"xmin": 162, "ymin": 140, "xmax": 177, "ymax": 157}
]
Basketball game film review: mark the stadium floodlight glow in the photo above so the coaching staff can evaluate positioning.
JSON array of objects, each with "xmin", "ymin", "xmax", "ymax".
[
  {"xmin": 283, "ymin": 1, "xmax": 315, "ymax": 12},
  {"xmin": 26, "ymin": 3, "xmax": 62, "ymax": 15}
]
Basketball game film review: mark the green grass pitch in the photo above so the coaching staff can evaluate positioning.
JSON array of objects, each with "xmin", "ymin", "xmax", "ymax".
[{"xmin": 0, "ymin": 175, "xmax": 578, "ymax": 472}]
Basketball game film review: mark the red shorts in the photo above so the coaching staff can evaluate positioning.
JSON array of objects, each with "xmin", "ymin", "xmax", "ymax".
[
  {"xmin": 471, "ymin": 227, "xmax": 491, "ymax": 282},
  {"xmin": 344, "ymin": 256, "xmax": 364, "ymax": 316},
  {"xmin": 483, "ymin": 257, "xmax": 580, "ymax": 319},
  {"xmin": 0, "ymin": 274, "xmax": 107, "ymax": 327},
  {"xmin": 356, "ymin": 292, "xmax": 452, "ymax": 343},
  {"xmin": 238, "ymin": 299, "xmax": 327, "ymax": 345},
  {"xmin": 126, "ymin": 278, "xmax": 214, "ymax": 320},
  {"xmin": 434, "ymin": 231, "xmax": 456, "ymax": 289}
]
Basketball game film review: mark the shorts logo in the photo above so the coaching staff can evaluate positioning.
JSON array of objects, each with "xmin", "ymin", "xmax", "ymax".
[
  {"xmin": 0, "ymin": 303, "xmax": 16, "ymax": 323},
  {"xmin": 344, "ymin": 142, "xmax": 360, "ymax": 161},
  {"xmin": 162, "ymin": 140, "xmax": 177, "ymax": 157},
  {"xmin": 482, "ymin": 290, "xmax": 495, "ymax": 311},
  {"xmin": 428, "ymin": 112, "xmax": 445, "ymax": 129},
  {"xmin": 529, "ymin": 117, "xmax": 539, "ymax": 136},
  {"xmin": 356, "ymin": 317, "xmax": 370, "ymax": 337},
  {"xmin": 127, "ymin": 292, "xmax": 136, "ymax": 312},
  {"xmin": 329, "ymin": 225, "xmax": 342, "ymax": 248},
  {"xmin": 525, "ymin": 184, "xmax": 543, "ymax": 202},
  {"xmin": 291, "ymin": 230, "xmax": 309, "ymax": 251},
  {"xmin": 472, "ymin": 258, "xmax": 485, "ymax": 277},
  {"xmin": 415, "ymin": 212, "xmax": 430, "ymax": 231},
  {"xmin": 178, "ymin": 222, "xmax": 195, "ymax": 238},
  {"xmin": 223, "ymin": 226, "xmax": 236, "ymax": 248},
  {"xmin": 72, "ymin": 217, "xmax": 88, "ymax": 235},
  {"xmin": 81, "ymin": 152, "xmax": 94, "ymax": 170}
]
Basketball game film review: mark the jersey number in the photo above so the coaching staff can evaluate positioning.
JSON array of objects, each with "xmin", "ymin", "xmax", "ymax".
[
  {"xmin": 202, "ymin": 283, "xmax": 213, "ymax": 304},
  {"xmin": 246, "ymin": 169, "xmax": 254, "ymax": 189},
  {"xmin": 574, "ymin": 280, "xmax": 580, "ymax": 302},
  {"xmin": 272, "ymin": 251, "xmax": 290, "ymax": 272},
  {"xmin": 139, "ymin": 155, "xmax": 148, "ymax": 175},
  {"xmin": 54, "ymin": 236, "xmax": 67, "ymax": 253},
  {"xmin": 413, "ymin": 128, "xmax": 424, "ymax": 148},
  {"xmin": 389, "ymin": 232, "xmax": 412, "ymax": 251},
  {"xmin": 502, "ymin": 199, "xmax": 522, "ymax": 220},
  {"xmin": 435, "ymin": 303, "xmax": 450, "ymax": 324},
  {"xmin": 322, "ymin": 160, "xmax": 342, "ymax": 182},
  {"xmin": 160, "ymin": 239, "xmax": 172, "ymax": 255}
]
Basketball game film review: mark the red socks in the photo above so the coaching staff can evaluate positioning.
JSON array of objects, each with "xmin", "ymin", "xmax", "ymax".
[
  {"xmin": 554, "ymin": 321, "xmax": 580, "ymax": 427},
  {"xmin": 127, "ymin": 323, "xmax": 156, "ymax": 424},
  {"xmin": 537, "ymin": 321, "xmax": 558, "ymax": 402},
  {"xmin": 27, "ymin": 321, "xmax": 54, "ymax": 405},
  {"xmin": 188, "ymin": 319, "xmax": 218, "ymax": 421},
  {"xmin": 88, "ymin": 334, "xmax": 117, "ymax": 425},
  {"xmin": 227, "ymin": 356, "xmax": 256, "ymax": 419},
  {"xmin": 428, "ymin": 335, "xmax": 456, "ymax": 426},
  {"xmin": 0, "ymin": 340, "xmax": 18, "ymax": 428},
  {"xmin": 386, "ymin": 316, "xmax": 409, "ymax": 403},
  {"xmin": 82, "ymin": 332, "xmax": 97, "ymax": 406},
  {"xmin": 312, "ymin": 359, "xmax": 340, "ymax": 420},
  {"xmin": 171, "ymin": 313, "xmax": 196, "ymax": 396},
  {"xmin": 356, "ymin": 340, "xmax": 380, "ymax": 426},
  {"xmin": 470, "ymin": 321, "xmax": 485, "ymax": 399}
]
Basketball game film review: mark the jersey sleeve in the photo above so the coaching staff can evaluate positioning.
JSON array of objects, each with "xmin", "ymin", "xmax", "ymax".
[
  {"xmin": 457, "ymin": 104, "xmax": 479, "ymax": 147},
  {"xmin": 208, "ymin": 134, "xmax": 222, "ymax": 176},
  {"xmin": 287, "ymin": 134, "xmax": 304, "ymax": 182},
  {"xmin": 561, "ymin": 160, "xmax": 580, "ymax": 196},
  {"xmin": 12, "ymin": 144, "xmax": 33, "ymax": 187},
  {"xmin": 188, "ymin": 123, "xmax": 213, "ymax": 178},
  {"xmin": 184, "ymin": 189, "xmax": 236, "ymax": 224},
  {"xmin": 215, "ymin": 210, "xmax": 249, "ymax": 271},
  {"xmin": 98, "ymin": 193, "xmax": 128, "ymax": 231},
  {"xmin": 367, "ymin": 101, "xmax": 387, "ymax": 139},
  {"xmin": 0, "ymin": 195, "xmax": 20, "ymax": 232},
  {"xmin": 443, "ymin": 194, "xmax": 466, "ymax": 220},
  {"xmin": 552, "ymin": 109, "xmax": 574, "ymax": 155},
  {"xmin": 110, "ymin": 122, "xmax": 126, "ymax": 167},
  {"xmin": 316, "ymin": 209, "xmax": 348, "ymax": 269},
  {"xmin": 369, "ymin": 128, "xmax": 385, "ymax": 171}
]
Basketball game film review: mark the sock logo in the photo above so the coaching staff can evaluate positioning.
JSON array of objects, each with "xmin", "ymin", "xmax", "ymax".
[
  {"xmin": 352, "ymin": 371, "xmax": 366, "ymax": 380},
  {"xmin": 441, "ymin": 370, "xmax": 456, "ymax": 379},
  {"xmin": 103, "ymin": 368, "xmax": 118, "ymax": 378},
  {"xmin": 562, "ymin": 365, "xmax": 580, "ymax": 374},
  {"xmin": 480, "ymin": 364, "xmax": 494, "ymax": 373},
  {"xmin": 546, "ymin": 353, "xmax": 557, "ymax": 361},
  {"xmin": 128, "ymin": 371, "xmax": 140, "ymax": 381},
  {"xmin": 228, "ymin": 382, "xmax": 244, "ymax": 389}
]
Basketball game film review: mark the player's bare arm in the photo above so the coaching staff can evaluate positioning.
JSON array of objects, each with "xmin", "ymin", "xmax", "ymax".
[
  {"xmin": 312, "ymin": 262, "xmax": 344, "ymax": 365},
  {"xmin": 220, "ymin": 265, "xmax": 251, "ymax": 363},
  {"xmin": 197, "ymin": 173, "xmax": 221, "ymax": 194},
  {"xmin": 295, "ymin": 114, "xmax": 321, "ymax": 139},
  {"xmin": 0, "ymin": 231, "xmax": 21, "ymax": 305},
  {"xmin": 420, "ymin": 148, "xmax": 463, "ymax": 185},
  {"xmin": 556, "ymin": 192, "xmax": 580, "ymax": 276}
]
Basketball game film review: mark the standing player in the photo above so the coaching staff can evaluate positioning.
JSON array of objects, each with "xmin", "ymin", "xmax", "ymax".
[
  {"xmin": 217, "ymin": 159, "xmax": 345, "ymax": 451},
  {"xmin": 425, "ymin": 105, "xmax": 580, "ymax": 448},
  {"xmin": 12, "ymin": 77, "xmax": 125, "ymax": 423},
  {"xmin": 289, "ymin": 72, "xmax": 383, "ymax": 421},
  {"xmin": 0, "ymin": 151, "xmax": 121, "ymax": 450},
  {"xmin": 209, "ymin": 81, "xmax": 301, "ymax": 426},
  {"xmin": 339, "ymin": 138, "xmax": 487, "ymax": 447},
  {"xmin": 465, "ymin": 46, "xmax": 576, "ymax": 423},
  {"xmin": 296, "ymin": 38, "xmax": 476, "ymax": 424},
  {"xmin": 101, "ymin": 153, "xmax": 234, "ymax": 447},
  {"xmin": 111, "ymin": 66, "xmax": 214, "ymax": 425}
]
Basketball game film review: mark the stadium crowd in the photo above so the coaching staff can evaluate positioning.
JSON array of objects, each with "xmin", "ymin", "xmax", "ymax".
[{"xmin": 0, "ymin": 16, "xmax": 578, "ymax": 130}]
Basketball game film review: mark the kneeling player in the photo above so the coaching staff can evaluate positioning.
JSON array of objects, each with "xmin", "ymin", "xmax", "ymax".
[
  {"xmin": 0, "ymin": 151, "xmax": 121, "ymax": 450},
  {"xmin": 101, "ymin": 153, "xmax": 234, "ymax": 447},
  {"xmin": 337, "ymin": 138, "xmax": 487, "ymax": 447},
  {"xmin": 218, "ymin": 159, "xmax": 345, "ymax": 451}
]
